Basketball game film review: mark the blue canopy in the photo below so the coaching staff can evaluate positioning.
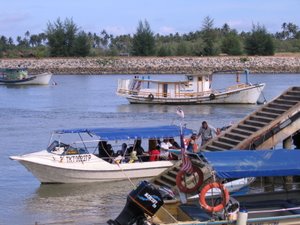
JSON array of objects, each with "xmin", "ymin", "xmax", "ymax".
[
  {"xmin": 55, "ymin": 125, "xmax": 193, "ymax": 141},
  {"xmin": 200, "ymin": 149, "xmax": 300, "ymax": 179}
]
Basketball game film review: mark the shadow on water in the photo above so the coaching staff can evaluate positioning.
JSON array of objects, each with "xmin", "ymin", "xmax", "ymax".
[{"xmin": 25, "ymin": 180, "xmax": 136, "ymax": 225}]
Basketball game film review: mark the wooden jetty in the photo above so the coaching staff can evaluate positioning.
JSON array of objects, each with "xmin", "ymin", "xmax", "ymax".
[{"xmin": 151, "ymin": 86, "xmax": 300, "ymax": 190}]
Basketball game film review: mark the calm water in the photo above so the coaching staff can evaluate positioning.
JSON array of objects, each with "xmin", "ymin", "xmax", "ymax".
[{"xmin": 1, "ymin": 73, "xmax": 300, "ymax": 225}]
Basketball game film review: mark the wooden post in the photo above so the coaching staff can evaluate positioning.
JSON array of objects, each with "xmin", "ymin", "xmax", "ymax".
[{"xmin": 283, "ymin": 136, "xmax": 293, "ymax": 190}]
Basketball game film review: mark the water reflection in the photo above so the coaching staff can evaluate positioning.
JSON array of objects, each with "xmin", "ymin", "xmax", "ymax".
[
  {"xmin": 117, "ymin": 103, "xmax": 214, "ymax": 115},
  {"xmin": 26, "ymin": 181, "xmax": 136, "ymax": 225}
]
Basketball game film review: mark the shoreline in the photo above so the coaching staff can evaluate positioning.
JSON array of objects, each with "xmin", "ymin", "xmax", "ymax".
[{"xmin": 1, "ymin": 56, "xmax": 300, "ymax": 75}]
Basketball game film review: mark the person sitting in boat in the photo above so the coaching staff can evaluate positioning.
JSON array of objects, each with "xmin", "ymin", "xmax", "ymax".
[
  {"xmin": 114, "ymin": 143, "xmax": 127, "ymax": 164},
  {"xmin": 129, "ymin": 150, "xmax": 138, "ymax": 163},
  {"xmin": 197, "ymin": 121, "xmax": 217, "ymax": 146},
  {"xmin": 149, "ymin": 145, "xmax": 160, "ymax": 161},
  {"xmin": 130, "ymin": 139, "xmax": 147, "ymax": 161},
  {"xmin": 293, "ymin": 131, "xmax": 300, "ymax": 149},
  {"xmin": 160, "ymin": 138, "xmax": 172, "ymax": 160},
  {"xmin": 98, "ymin": 141, "xmax": 114, "ymax": 161},
  {"xmin": 185, "ymin": 133, "xmax": 199, "ymax": 153},
  {"xmin": 169, "ymin": 137, "xmax": 180, "ymax": 160}
]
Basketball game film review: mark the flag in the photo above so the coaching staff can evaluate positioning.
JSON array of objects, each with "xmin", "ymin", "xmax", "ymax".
[
  {"xmin": 179, "ymin": 133, "xmax": 193, "ymax": 174},
  {"xmin": 176, "ymin": 107, "xmax": 184, "ymax": 119}
]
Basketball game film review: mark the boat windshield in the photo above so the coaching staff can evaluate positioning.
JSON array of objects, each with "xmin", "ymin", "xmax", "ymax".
[{"xmin": 47, "ymin": 140, "xmax": 89, "ymax": 155}]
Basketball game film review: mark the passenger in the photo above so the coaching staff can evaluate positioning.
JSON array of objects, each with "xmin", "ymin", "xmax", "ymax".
[
  {"xmin": 169, "ymin": 138, "xmax": 180, "ymax": 149},
  {"xmin": 160, "ymin": 138, "xmax": 172, "ymax": 160},
  {"xmin": 197, "ymin": 121, "xmax": 217, "ymax": 146},
  {"xmin": 169, "ymin": 138, "xmax": 180, "ymax": 160},
  {"xmin": 293, "ymin": 131, "xmax": 300, "ymax": 149},
  {"xmin": 129, "ymin": 150, "xmax": 138, "ymax": 163},
  {"xmin": 186, "ymin": 133, "xmax": 199, "ymax": 153},
  {"xmin": 134, "ymin": 139, "xmax": 145, "ymax": 156},
  {"xmin": 116, "ymin": 143, "xmax": 127, "ymax": 156},
  {"xmin": 149, "ymin": 145, "xmax": 160, "ymax": 161},
  {"xmin": 98, "ymin": 141, "xmax": 114, "ymax": 162},
  {"xmin": 98, "ymin": 141, "xmax": 108, "ymax": 158}
]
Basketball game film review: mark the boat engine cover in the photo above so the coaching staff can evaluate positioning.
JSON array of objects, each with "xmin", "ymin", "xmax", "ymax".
[{"xmin": 107, "ymin": 180, "xmax": 163, "ymax": 225}]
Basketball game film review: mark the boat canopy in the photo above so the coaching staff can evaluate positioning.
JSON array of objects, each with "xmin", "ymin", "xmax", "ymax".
[
  {"xmin": 200, "ymin": 149, "xmax": 300, "ymax": 179},
  {"xmin": 55, "ymin": 125, "xmax": 193, "ymax": 141}
]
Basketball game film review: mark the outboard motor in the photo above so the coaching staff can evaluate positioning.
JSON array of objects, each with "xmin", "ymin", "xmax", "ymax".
[{"xmin": 107, "ymin": 181, "xmax": 164, "ymax": 225}]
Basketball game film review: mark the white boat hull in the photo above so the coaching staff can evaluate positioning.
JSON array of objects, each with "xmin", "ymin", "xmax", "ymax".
[
  {"xmin": 10, "ymin": 150, "xmax": 174, "ymax": 183},
  {"xmin": 0, "ymin": 72, "xmax": 52, "ymax": 85},
  {"xmin": 126, "ymin": 83, "xmax": 265, "ymax": 104}
]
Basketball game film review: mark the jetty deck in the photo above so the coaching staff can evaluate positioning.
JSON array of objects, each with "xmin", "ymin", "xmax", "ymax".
[{"xmin": 152, "ymin": 86, "xmax": 300, "ymax": 189}]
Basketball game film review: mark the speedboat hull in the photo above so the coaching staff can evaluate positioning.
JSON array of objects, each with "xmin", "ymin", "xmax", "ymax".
[{"xmin": 10, "ymin": 151, "xmax": 174, "ymax": 183}]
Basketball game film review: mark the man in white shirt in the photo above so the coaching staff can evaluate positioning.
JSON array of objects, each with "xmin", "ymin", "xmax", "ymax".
[{"xmin": 160, "ymin": 138, "xmax": 172, "ymax": 159}]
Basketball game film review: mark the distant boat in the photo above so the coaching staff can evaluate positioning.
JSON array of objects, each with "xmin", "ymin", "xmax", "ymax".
[
  {"xmin": 9, "ymin": 125, "xmax": 193, "ymax": 184},
  {"xmin": 0, "ymin": 68, "xmax": 52, "ymax": 85},
  {"xmin": 116, "ymin": 70, "xmax": 265, "ymax": 104}
]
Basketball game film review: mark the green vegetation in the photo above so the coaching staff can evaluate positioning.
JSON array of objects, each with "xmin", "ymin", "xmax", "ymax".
[
  {"xmin": 244, "ymin": 24, "xmax": 275, "ymax": 56},
  {"xmin": 131, "ymin": 20, "xmax": 155, "ymax": 56},
  {"xmin": 0, "ymin": 17, "xmax": 299, "ymax": 58}
]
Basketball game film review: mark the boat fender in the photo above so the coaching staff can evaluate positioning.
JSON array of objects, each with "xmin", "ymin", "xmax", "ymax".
[
  {"xmin": 176, "ymin": 165, "xmax": 203, "ymax": 193},
  {"xmin": 148, "ymin": 93, "xmax": 154, "ymax": 100},
  {"xmin": 209, "ymin": 93, "xmax": 216, "ymax": 100},
  {"xmin": 199, "ymin": 182, "xmax": 230, "ymax": 213}
]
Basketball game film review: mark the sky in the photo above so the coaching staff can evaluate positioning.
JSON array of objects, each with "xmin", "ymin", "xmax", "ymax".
[{"xmin": 0, "ymin": 0, "xmax": 299, "ymax": 39}]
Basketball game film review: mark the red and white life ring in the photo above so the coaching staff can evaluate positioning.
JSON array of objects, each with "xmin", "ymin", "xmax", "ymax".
[
  {"xmin": 199, "ymin": 182, "xmax": 230, "ymax": 213},
  {"xmin": 176, "ymin": 165, "xmax": 203, "ymax": 193}
]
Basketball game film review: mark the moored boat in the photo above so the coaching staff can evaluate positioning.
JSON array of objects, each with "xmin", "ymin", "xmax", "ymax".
[
  {"xmin": 116, "ymin": 70, "xmax": 265, "ymax": 104},
  {"xmin": 109, "ymin": 149, "xmax": 300, "ymax": 225},
  {"xmin": 0, "ymin": 68, "xmax": 52, "ymax": 85},
  {"xmin": 10, "ymin": 125, "xmax": 193, "ymax": 183}
]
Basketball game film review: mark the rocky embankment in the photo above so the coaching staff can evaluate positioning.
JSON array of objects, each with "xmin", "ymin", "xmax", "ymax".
[{"xmin": 0, "ymin": 56, "xmax": 300, "ymax": 74}]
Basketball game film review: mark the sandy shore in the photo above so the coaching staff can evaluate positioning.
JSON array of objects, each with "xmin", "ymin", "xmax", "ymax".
[{"xmin": 0, "ymin": 56, "xmax": 300, "ymax": 74}]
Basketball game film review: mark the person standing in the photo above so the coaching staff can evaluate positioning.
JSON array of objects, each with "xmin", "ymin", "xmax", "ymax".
[{"xmin": 198, "ymin": 121, "xmax": 217, "ymax": 146}]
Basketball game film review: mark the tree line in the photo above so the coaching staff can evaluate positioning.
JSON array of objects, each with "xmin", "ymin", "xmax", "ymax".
[{"xmin": 0, "ymin": 16, "xmax": 299, "ymax": 58}]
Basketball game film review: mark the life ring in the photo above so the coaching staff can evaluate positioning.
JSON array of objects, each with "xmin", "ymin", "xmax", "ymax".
[
  {"xmin": 148, "ymin": 93, "xmax": 154, "ymax": 100},
  {"xmin": 209, "ymin": 93, "xmax": 216, "ymax": 100},
  {"xmin": 176, "ymin": 165, "xmax": 203, "ymax": 193},
  {"xmin": 199, "ymin": 182, "xmax": 230, "ymax": 213}
]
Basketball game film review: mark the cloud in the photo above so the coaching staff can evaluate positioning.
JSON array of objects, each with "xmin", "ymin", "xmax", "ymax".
[
  {"xmin": 104, "ymin": 25, "xmax": 133, "ymax": 36},
  {"xmin": 0, "ymin": 12, "xmax": 29, "ymax": 25},
  {"xmin": 158, "ymin": 26, "xmax": 176, "ymax": 35},
  {"xmin": 226, "ymin": 20, "xmax": 252, "ymax": 32}
]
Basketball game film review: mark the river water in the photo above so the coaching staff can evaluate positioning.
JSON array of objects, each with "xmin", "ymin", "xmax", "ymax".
[{"xmin": 1, "ymin": 73, "xmax": 300, "ymax": 225}]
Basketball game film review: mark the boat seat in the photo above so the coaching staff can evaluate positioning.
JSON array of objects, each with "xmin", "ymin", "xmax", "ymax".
[{"xmin": 179, "ymin": 204, "xmax": 211, "ymax": 221}]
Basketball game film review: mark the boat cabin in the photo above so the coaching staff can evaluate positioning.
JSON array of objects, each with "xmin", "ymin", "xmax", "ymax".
[
  {"xmin": 0, "ymin": 68, "xmax": 28, "ymax": 81},
  {"xmin": 48, "ymin": 125, "xmax": 193, "ymax": 163},
  {"xmin": 117, "ymin": 73, "xmax": 212, "ymax": 99}
]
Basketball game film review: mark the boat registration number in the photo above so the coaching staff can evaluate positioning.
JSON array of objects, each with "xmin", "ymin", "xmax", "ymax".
[{"xmin": 62, "ymin": 154, "xmax": 92, "ymax": 163}]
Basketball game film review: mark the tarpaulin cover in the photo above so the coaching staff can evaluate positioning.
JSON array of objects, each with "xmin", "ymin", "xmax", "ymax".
[
  {"xmin": 55, "ymin": 125, "xmax": 193, "ymax": 141},
  {"xmin": 200, "ymin": 149, "xmax": 300, "ymax": 179}
]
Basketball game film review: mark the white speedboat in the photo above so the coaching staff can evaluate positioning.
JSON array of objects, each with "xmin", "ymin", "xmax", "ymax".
[
  {"xmin": 117, "ymin": 70, "xmax": 265, "ymax": 104},
  {"xmin": 0, "ymin": 68, "xmax": 52, "ymax": 85},
  {"xmin": 10, "ymin": 125, "xmax": 193, "ymax": 183}
]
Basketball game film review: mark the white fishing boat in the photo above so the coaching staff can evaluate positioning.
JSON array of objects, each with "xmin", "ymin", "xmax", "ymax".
[
  {"xmin": 10, "ymin": 125, "xmax": 193, "ymax": 183},
  {"xmin": 117, "ymin": 70, "xmax": 265, "ymax": 104},
  {"xmin": 0, "ymin": 68, "xmax": 52, "ymax": 85}
]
